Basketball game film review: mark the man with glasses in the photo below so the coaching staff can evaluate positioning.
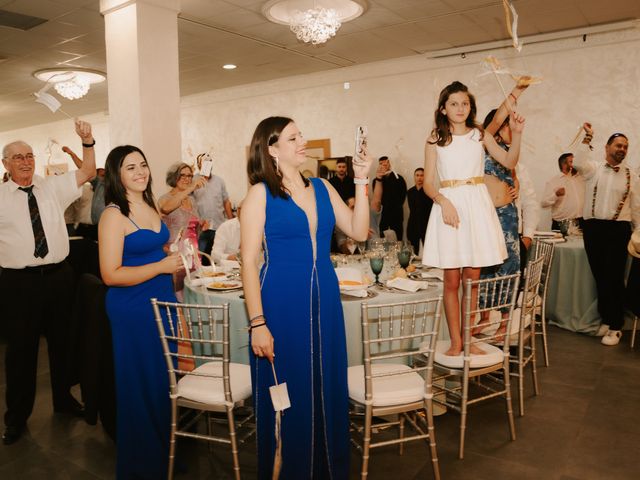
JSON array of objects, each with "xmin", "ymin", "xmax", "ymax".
[
  {"xmin": 574, "ymin": 124, "xmax": 640, "ymax": 346},
  {"xmin": 0, "ymin": 121, "xmax": 96, "ymax": 444},
  {"xmin": 192, "ymin": 153, "xmax": 233, "ymax": 264}
]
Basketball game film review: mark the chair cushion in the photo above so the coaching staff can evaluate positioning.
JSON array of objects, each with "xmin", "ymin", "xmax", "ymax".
[
  {"xmin": 177, "ymin": 361, "xmax": 252, "ymax": 405},
  {"xmin": 348, "ymin": 363, "xmax": 425, "ymax": 407},
  {"xmin": 434, "ymin": 340, "xmax": 504, "ymax": 369}
]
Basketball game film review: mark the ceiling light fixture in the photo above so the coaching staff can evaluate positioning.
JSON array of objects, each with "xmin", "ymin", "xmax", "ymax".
[
  {"xmin": 263, "ymin": 0, "xmax": 366, "ymax": 46},
  {"xmin": 33, "ymin": 68, "xmax": 106, "ymax": 100},
  {"xmin": 290, "ymin": 4, "xmax": 341, "ymax": 45},
  {"xmin": 223, "ymin": 64, "xmax": 237, "ymax": 70}
]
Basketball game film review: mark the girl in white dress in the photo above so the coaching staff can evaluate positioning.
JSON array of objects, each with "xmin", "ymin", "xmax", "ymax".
[{"xmin": 423, "ymin": 81, "xmax": 525, "ymax": 356}]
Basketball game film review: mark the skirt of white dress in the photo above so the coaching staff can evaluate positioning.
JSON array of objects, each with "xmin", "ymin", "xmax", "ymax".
[{"xmin": 422, "ymin": 184, "xmax": 507, "ymax": 269}]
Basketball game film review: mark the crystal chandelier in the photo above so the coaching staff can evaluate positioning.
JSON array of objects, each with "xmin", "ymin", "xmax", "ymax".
[
  {"xmin": 53, "ymin": 76, "xmax": 90, "ymax": 100},
  {"xmin": 290, "ymin": 5, "xmax": 342, "ymax": 45},
  {"xmin": 33, "ymin": 68, "xmax": 106, "ymax": 101}
]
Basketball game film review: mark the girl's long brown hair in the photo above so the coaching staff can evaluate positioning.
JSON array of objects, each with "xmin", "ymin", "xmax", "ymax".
[{"xmin": 429, "ymin": 81, "xmax": 482, "ymax": 147}]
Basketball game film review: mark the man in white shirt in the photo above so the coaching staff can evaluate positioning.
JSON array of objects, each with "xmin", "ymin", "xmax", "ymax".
[
  {"xmin": 541, "ymin": 153, "xmax": 586, "ymax": 230},
  {"xmin": 0, "ymin": 121, "xmax": 95, "ymax": 444},
  {"xmin": 211, "ymin": 204, "xmax": 241, "ymax": 263},
  {"xmin": 515, "ymin": 163, "xmax": 540, "ymax": 274},
  {"xmin": 574, "ymin": 124, "xmax": 640, "ymax": 346}
]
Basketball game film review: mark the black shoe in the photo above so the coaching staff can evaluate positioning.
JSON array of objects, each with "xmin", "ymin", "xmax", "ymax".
[
  {"xmin": 54, "ymin": 398, "xmax": 85, "ymax": 418},
  {"xmin": 2, "ymin": 425, "xmax": 24, "ymax": 445}
]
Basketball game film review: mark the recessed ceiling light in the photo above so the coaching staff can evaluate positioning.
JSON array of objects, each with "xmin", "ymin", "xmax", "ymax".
[{"xmin": 223, "ymin": 64, "xmax": 237, "ymax": 70}]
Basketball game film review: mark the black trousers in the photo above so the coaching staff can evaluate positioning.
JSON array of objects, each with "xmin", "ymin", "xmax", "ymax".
[
  {"xmin": 0, "ymin": 261, "xmax": 76, "ymax": 427},
  {"xmin": 582, "ymin": 219, "xmax": 631, "ymax": 330},
  {"xmin": 379, "ymin": 218, "xmax": 404, "ymax": 241}
]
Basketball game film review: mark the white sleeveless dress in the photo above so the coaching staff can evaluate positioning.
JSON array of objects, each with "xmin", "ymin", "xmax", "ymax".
[{"xmin": 422, "ymin": 128, "xmax": 507, "ymax": 269}]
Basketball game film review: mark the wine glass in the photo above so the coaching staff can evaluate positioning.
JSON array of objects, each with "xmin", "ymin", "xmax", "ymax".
[
  {"xmin": 397, "ymin": 247, "xmax": 411, "ymax": 269},
  {"xmin": 369, "ymin": 253, "xmax": 384, "ymax": 285},
  {"xmin": 356, "ymin": 240, "xmax": 367, "ymax": 255},
  {"xmin": 346, "ymin": 238, "xmax": 357, "ymax": 255}
]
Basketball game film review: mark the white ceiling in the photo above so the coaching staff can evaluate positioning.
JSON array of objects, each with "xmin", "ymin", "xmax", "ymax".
[{"xmin": 0, "ymin": 0, "xmax": 639, "ymax": 132}]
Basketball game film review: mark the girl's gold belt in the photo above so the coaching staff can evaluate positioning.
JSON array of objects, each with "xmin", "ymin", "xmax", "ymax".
[{"xmin": 440, "ymin": 176, "xmax": 484, "ymax": 188}]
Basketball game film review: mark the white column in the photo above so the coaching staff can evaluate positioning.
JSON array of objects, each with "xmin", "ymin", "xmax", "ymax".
[{"xmin": 100, "ymin": 0, "xmax": 182, "ymax": 193}]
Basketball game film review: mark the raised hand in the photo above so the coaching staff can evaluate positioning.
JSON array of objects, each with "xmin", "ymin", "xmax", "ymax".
[
  {"xmin": 74, "ymin": 119, "xmax": 93, "ymax": 142},
  {"xmin": 509, "ymin": 112, "xmax": 525, "ymax": 134}
]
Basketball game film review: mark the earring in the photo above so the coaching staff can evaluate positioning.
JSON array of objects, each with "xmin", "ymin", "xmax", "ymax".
[{"xmin": 273, "ymin": 155, "xmax": 279, "ymax": 173}]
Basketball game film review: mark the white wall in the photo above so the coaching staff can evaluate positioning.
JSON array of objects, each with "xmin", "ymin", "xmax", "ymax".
[{"xmin": 2, "ymin": 26, "xmax": 639, "ymax": 229}]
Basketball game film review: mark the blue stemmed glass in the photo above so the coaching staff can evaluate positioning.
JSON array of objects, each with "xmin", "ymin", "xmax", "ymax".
[
  {"xmin": 369, "ymin": 254, "xmax": 384, "ymax": 285},
  {"xmin": 397, "ymin": 248, "xmax": 411, "ymax": 269}
]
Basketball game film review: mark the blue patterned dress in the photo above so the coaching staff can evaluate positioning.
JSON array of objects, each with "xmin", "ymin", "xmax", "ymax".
[
  {"xmin": 251, "ymin": 177, "xmax": 350, "ymax": 479},
  {"xmin": 480, "ymin": 146, "xmax": 520, "ymax": 310}
]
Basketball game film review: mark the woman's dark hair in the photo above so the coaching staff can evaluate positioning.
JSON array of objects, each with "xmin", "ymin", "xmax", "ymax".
[
  {"xmin": 429, "ymin": 81, "xmax": 481, "ymax": 147},
  {"xmin": 165, "ymin": 162, "xmax": 192, "ymax": 187},
  {"xmin": 247, "ymin": 116, "xmax": 308, "ymax": 199},
  {"xmin": 104, "ymin": 145, "xmax": 157, "ymax": 217}
]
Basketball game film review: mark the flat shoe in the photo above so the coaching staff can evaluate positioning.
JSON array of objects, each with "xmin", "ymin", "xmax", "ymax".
[{"xmin": 2, "ymin": 425, "xmax": 24, "ymax": 445}]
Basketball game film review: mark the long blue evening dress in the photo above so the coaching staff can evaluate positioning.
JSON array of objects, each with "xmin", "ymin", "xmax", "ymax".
[
  {"xmin": 251, "ymin": 177, "xmax": 350, "ymax": 479},
  {"xmin": 105, "ymin": 219, "xmax": 176, "ymax": 479}
]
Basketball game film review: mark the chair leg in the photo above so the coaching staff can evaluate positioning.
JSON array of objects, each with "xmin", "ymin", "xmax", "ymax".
[
  {"xmin": 226, "ymin": 406, "xmax": 241, "ymax": 480},
  {"xmin": 503, "ymin": 365, "xmax": 517, "ymax": 441},
  {"xmin": 458, "ymin": 375, "xmax": 470, "ymax": 459},
  {"xmin": 541, "ymin": 305, "xmax": 550, "ymax": 366},
  {"xmin": 398, "ymin": 413, "xmax": 405, "ymax": 455},
  {"xmin": 168, "ymin": 400, "xmax": 178, "ymax": 480},
  {"xmin": 518, "ymin": 357, "xmax": 525, "ymax": 417},
  {"xmin": 631, "ymin": 316, "xmax": 638, "ymax": 348},
  {"xmin": 425, "ymin": 401, "xmax": 441, "ymax": 480},
  {"xmin": 361, "ymin": 405, "xmax": 372, "ymax": 480}
]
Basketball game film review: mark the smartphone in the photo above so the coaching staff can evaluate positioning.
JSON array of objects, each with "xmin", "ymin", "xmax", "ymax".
[
  {"xmin": 198, "ymin": 153, "xmax": 213, "ymax": 178},
  {"xmin": 354, "ymin": 125, "xmax": 368, "ymax": 165}
]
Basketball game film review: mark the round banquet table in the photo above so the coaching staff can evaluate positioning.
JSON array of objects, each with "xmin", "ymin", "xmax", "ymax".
[
  {"xmin": 183, "ymin": 278, "xmax": 444, "ymax": 367},
  {"xmin": 545, "ymin": 237, "xmax": 601, "ymax": 334}
]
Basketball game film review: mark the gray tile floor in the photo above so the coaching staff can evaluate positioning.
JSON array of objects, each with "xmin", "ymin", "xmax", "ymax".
[{"xmin": 1, "ymin": 326, "xmax": 639, "ymax": 479}]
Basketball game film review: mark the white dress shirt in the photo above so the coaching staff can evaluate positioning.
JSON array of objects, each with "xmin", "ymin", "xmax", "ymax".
[
  {"xmin": 211, "ymin": 217, "xmax": 240, "ymax": 263},
  {"xmin": 0, "ymin": 173, "xmax": 81, "ymax": 268},
  {"xmin": 515, "ymin": 163, "xmax": 539, "ymax": 238},
  {"xmin": 541, "ymin": 172, "xmax": 586, "ymax": 221},
  {"xmin": 573, "ymin": 144, "xmax": 640, "ymax": 225}
]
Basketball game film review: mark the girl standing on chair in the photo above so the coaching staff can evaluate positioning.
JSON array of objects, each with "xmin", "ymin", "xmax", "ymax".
[{"xmin": 422, "ymin": 81, "xmax": 526, "ymax": 357}]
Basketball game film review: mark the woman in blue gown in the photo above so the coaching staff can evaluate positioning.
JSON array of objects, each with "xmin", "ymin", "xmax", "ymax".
[
  {"xmin": 241, "ymin": 117, "xmax": 374, "ymax": 479},
  {"xmin": 98, "ymin": 145, "xmax": 184, "ymax": 479}
]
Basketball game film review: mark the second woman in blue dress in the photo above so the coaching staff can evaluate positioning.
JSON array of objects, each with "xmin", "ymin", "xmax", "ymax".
[{"xmin": 241, "ymin": 117, "xmax": 374, "ymax": 479}]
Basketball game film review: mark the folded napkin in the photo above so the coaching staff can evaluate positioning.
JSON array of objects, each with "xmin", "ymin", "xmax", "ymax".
[
  {"xmin": 534, "ymin": 230, "xmax": 562, "ymax": 238},
  {"xmin": 386, "ymin": 277, "xmax": 429, "ymax": 292},
  {"xmin": 220, "ymin": 259, "xmax": 241, "ymax": 269},
  {"xmin": 341, "ymin": 289, "xmax": 368, "ymax": 298},
  {"xmin": 420, "ymin": 269, "xmax": 444, "ymax": 281},
  {"xmin": 544, "ymin": 237, "xmax": 566, "ymax": 243}
]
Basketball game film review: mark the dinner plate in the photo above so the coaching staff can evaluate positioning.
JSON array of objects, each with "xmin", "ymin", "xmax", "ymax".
[
  {"xmin": 196, "ymin": 268, "xmax": 230, "ymax": 280},
  {"xmin": 338, "ymin": 281, "xmax": 373, "ymax": 291},
  {"xmin": 206, "ymin": 280, "xmax": 242, "ymax": 291}
]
